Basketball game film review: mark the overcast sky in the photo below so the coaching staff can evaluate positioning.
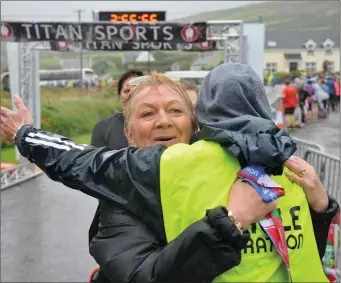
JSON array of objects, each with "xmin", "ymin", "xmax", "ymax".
[{"xmin": 1, "ymin": 1, "xmax": 257, "ymax": 21}]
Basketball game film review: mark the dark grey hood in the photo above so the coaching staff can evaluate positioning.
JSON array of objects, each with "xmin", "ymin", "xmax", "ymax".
[{"xmin": 196, "ymin": 63, "xmax": 296, "ymax": 175}]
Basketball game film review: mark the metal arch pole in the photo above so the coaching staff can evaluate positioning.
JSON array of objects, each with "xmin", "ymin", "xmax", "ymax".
[
  {"xmin": 20, "ymin": 43, "xmax": 37, "ymax": 169},
  {"xmin": 6, "ymin": 42, "xmax": 21, "ymax": 111},
  {"xmin": 19, "ymin": 43, "xmax": 29, "ymax": 164},
  {"xmin": 32, "ymin": 49, "xmax": 41, "ymax": 129},
  {"xmin": 6, "ymin": 42, "xmax": 22, "ymax": 162},
  {"xmin": 206, "ymin": 21, "xmax": 243, "ymax": 64},
  {"xmin": 8, "ymin": 42, "xmax": 41, "ymax": 164}
]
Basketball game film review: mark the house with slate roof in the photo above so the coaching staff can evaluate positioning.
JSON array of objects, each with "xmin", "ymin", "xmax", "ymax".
[{"xmin": 264, "ymin": 30, "xmax": 339, "ymax": 73}]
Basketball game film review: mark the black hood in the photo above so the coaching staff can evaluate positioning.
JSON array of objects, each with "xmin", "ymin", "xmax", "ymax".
[{"xmin": 195, "ymin": 63, "xmax": 296, "ymax": 175}]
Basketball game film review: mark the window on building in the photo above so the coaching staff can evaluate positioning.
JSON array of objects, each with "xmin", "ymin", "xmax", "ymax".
[
  {"xmin": 266, "ymin": 63, "xmax": 277, "ymax": 73},
  {"xmin": 322, "ymin": 39, "xmax": 334, "ymax": 56},
  {"xmin": 307, "ymin": 50, "xmax": 315, "ymax": 56},
  {"xmin": 305, "ymin": 62, "xmax": 316, "ymax": 73},
  {"xmin": 327, "ymin": 62, "xmax": 334, "ymax": 73}
]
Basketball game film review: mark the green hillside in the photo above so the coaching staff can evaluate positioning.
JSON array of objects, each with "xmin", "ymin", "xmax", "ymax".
[{"xmin": 179, "ymin": 1, "xmax": 340, "ymax": 31}]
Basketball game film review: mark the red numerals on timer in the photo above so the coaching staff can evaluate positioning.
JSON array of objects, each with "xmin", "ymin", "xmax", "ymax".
[{"xmin": 110, "ymin": 13, "xmax": 158, "ymax": 22}]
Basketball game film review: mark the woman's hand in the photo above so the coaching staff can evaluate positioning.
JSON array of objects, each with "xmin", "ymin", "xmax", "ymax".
[
  {"xmin": 0, "ymin": 95, "xmax": 32, "ymax": 144},
  {"xmin": 285, "ymin": 156, "xmax": 328, "ymax": 212}
]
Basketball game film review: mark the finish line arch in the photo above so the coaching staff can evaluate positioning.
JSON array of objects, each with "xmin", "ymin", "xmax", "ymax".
[{"xmin": 2, "ymin": 19, "xmax": 263, "ymax": 165}]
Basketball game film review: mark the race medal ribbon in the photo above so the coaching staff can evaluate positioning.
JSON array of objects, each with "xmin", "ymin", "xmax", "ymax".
[{"xmin": 238, "ymin": 165, "xmax": 292, "ymax": 282}]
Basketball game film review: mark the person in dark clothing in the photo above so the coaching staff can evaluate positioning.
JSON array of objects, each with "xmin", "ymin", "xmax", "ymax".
[
  {"xmin": 89, "ymin": 73, "xmax": 201, "ymax": 243},
  {"xmin": 89, "ymin": 74, "xmax": 202, "ymax": 282},
  {"xmin": 297, "ymin": 82, "xmax": 309, "ymax": 125},
  {"xmin": 318, "ymin": 79, "xmax": 330, "ymax": 116},
  {"xmin": 325, "ymin": 76, "xmax": 337, "ymax": 111},
  {"xmin": 1, "ymin": 66, "xmax": 338, "ymax": 282},
  {"xmin": 91, "ymin": 69, "xmax": 144, "ymax": 149}
]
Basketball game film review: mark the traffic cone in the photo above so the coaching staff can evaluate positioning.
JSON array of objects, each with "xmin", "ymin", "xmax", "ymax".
[{"xmin": 275, "ymin": 104, "xmax": 285, "ymax": 129}]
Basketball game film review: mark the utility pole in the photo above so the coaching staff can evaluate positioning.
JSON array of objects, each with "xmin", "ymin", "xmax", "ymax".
[{"xmin": 74, "ymin": 9, "xmax": 85, "ymax": 87}]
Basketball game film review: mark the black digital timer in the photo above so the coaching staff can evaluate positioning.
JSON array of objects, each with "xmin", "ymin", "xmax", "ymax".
[{"xmin": 98, "ymin": 11, "xmax": 166, "ymax": 23}]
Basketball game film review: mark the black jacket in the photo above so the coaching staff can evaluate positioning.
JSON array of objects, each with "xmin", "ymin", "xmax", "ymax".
[
  {"xmin": 91, "ymin": 112, "xmax": 128, "ymax": 150},
  {"xmin": 16, "ymin": 125, "xmax": 250, "ymax": 282},
  {"xmin": 15, "ymin": 125, "xmax": 339, "ymax": 282},
  {"xmin": 89, "ymin": 112, "xmax": 128, "ymax": 247},
  {"xmin": 298, "ymin": 87, "xmax": 310, "ymax": 104}
]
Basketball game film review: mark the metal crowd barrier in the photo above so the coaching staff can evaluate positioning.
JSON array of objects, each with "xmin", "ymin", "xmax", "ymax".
[
  {"xmin": 304, "ymin": 148, "xmax": 340, "ymax": 200},
  {"xmin": 303, "ymin": 148, "xmax": 340, "ymax": 281},
  {"xmin": 288, "ymin": 135, "xmax": 340, "ymax": 280},
  {"xmin": 1, "ymin": 162, "xmax": 42, "ymax": 190},
  {"xmin": 292, "ymin": 136, "xmax": 325, "ymax": 159}
]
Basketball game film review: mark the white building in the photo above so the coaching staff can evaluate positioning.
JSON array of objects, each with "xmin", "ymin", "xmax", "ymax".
[{"xmin": 264, "ymin": 30, "xmax": 340, "ymax": 73}]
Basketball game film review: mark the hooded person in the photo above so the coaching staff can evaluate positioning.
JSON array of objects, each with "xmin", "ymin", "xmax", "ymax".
[
  {"xmin": 195, "ymin": 63, "xmax": 294, "ymax": 174},
  {"xmin": 1, "ymin": 64, "xmax": 337, "ymax": 282},
  {"xmin": 161, "ymin": 64, "xmax": 332, "ymax": 282}
]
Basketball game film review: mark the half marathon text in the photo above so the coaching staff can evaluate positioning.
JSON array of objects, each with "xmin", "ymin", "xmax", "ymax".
[{"xmin": 244, "ymin": 206, "xmax": 304, "ymax": 254}]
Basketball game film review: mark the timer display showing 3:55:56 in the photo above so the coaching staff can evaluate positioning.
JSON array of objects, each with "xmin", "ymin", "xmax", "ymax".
[{"xmin": 98, "ymin": 12, "xmax": 166, "ymax": 23}]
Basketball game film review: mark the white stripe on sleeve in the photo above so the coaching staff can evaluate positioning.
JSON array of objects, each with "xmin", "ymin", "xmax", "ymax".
[
  {"xmin": 27, "ymin": 132, "xmax": 85, "ymax": 150},
  {"xmin": 25, "ymin": 137, "xmax": 71, "ymax": 151}
]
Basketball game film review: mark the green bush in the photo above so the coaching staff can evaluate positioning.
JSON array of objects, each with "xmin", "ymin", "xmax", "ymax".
[
  {"xmin": 41, "ymin": 93, "xmax": 121, "ymax": 137},
  {"xmin": 0, "ymin": 138, "xmax": 13, "ymax": 149},
  {"xmin": 275, "ymin": 72, "xmax": 292, "ymax": 84}
]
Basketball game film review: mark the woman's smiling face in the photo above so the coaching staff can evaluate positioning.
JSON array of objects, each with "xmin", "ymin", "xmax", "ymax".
[{"xmin": 126, "ymin": 84, "xmax": 194, "ymax": 148}]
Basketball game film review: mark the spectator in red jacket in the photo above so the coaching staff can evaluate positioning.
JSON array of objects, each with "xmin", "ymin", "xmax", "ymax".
[{"xmin": 281, "ymin": 80, "xmax": 298, "ymax": 131}]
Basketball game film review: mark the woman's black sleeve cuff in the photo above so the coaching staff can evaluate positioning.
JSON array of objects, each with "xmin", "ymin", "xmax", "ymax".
[{"xmin": 206, "ymin": 206, "xmax": 250, "ymax": 250}]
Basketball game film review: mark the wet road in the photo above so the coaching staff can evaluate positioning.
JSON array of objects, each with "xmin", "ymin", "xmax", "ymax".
[
  {"xmin": 1, "ymin": 86, "xmax": 339, "ymax": 282},
  {"xmin": 1, "ymin": 176, "xmax": 98, "ymax": 282},
  {"xmin": 266, "ymin": 84, "xmax": 339, "ymax": 156},
  {"xmin": 291, "ymin": 110, "xmax": 340, "ymax": 156}
]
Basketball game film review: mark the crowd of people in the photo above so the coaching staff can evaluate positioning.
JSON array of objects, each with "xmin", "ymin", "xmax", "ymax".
[
  {"xmin": 0, "ymin": 64, "xmax": 339, "ymax": 283},
  {"xmin": 43, "ymin": 79, "xmax": 100, "ymax": 89},
  {"xmin": 281, "ymin": 74, "xmax": 340, "ymax": 131}
]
